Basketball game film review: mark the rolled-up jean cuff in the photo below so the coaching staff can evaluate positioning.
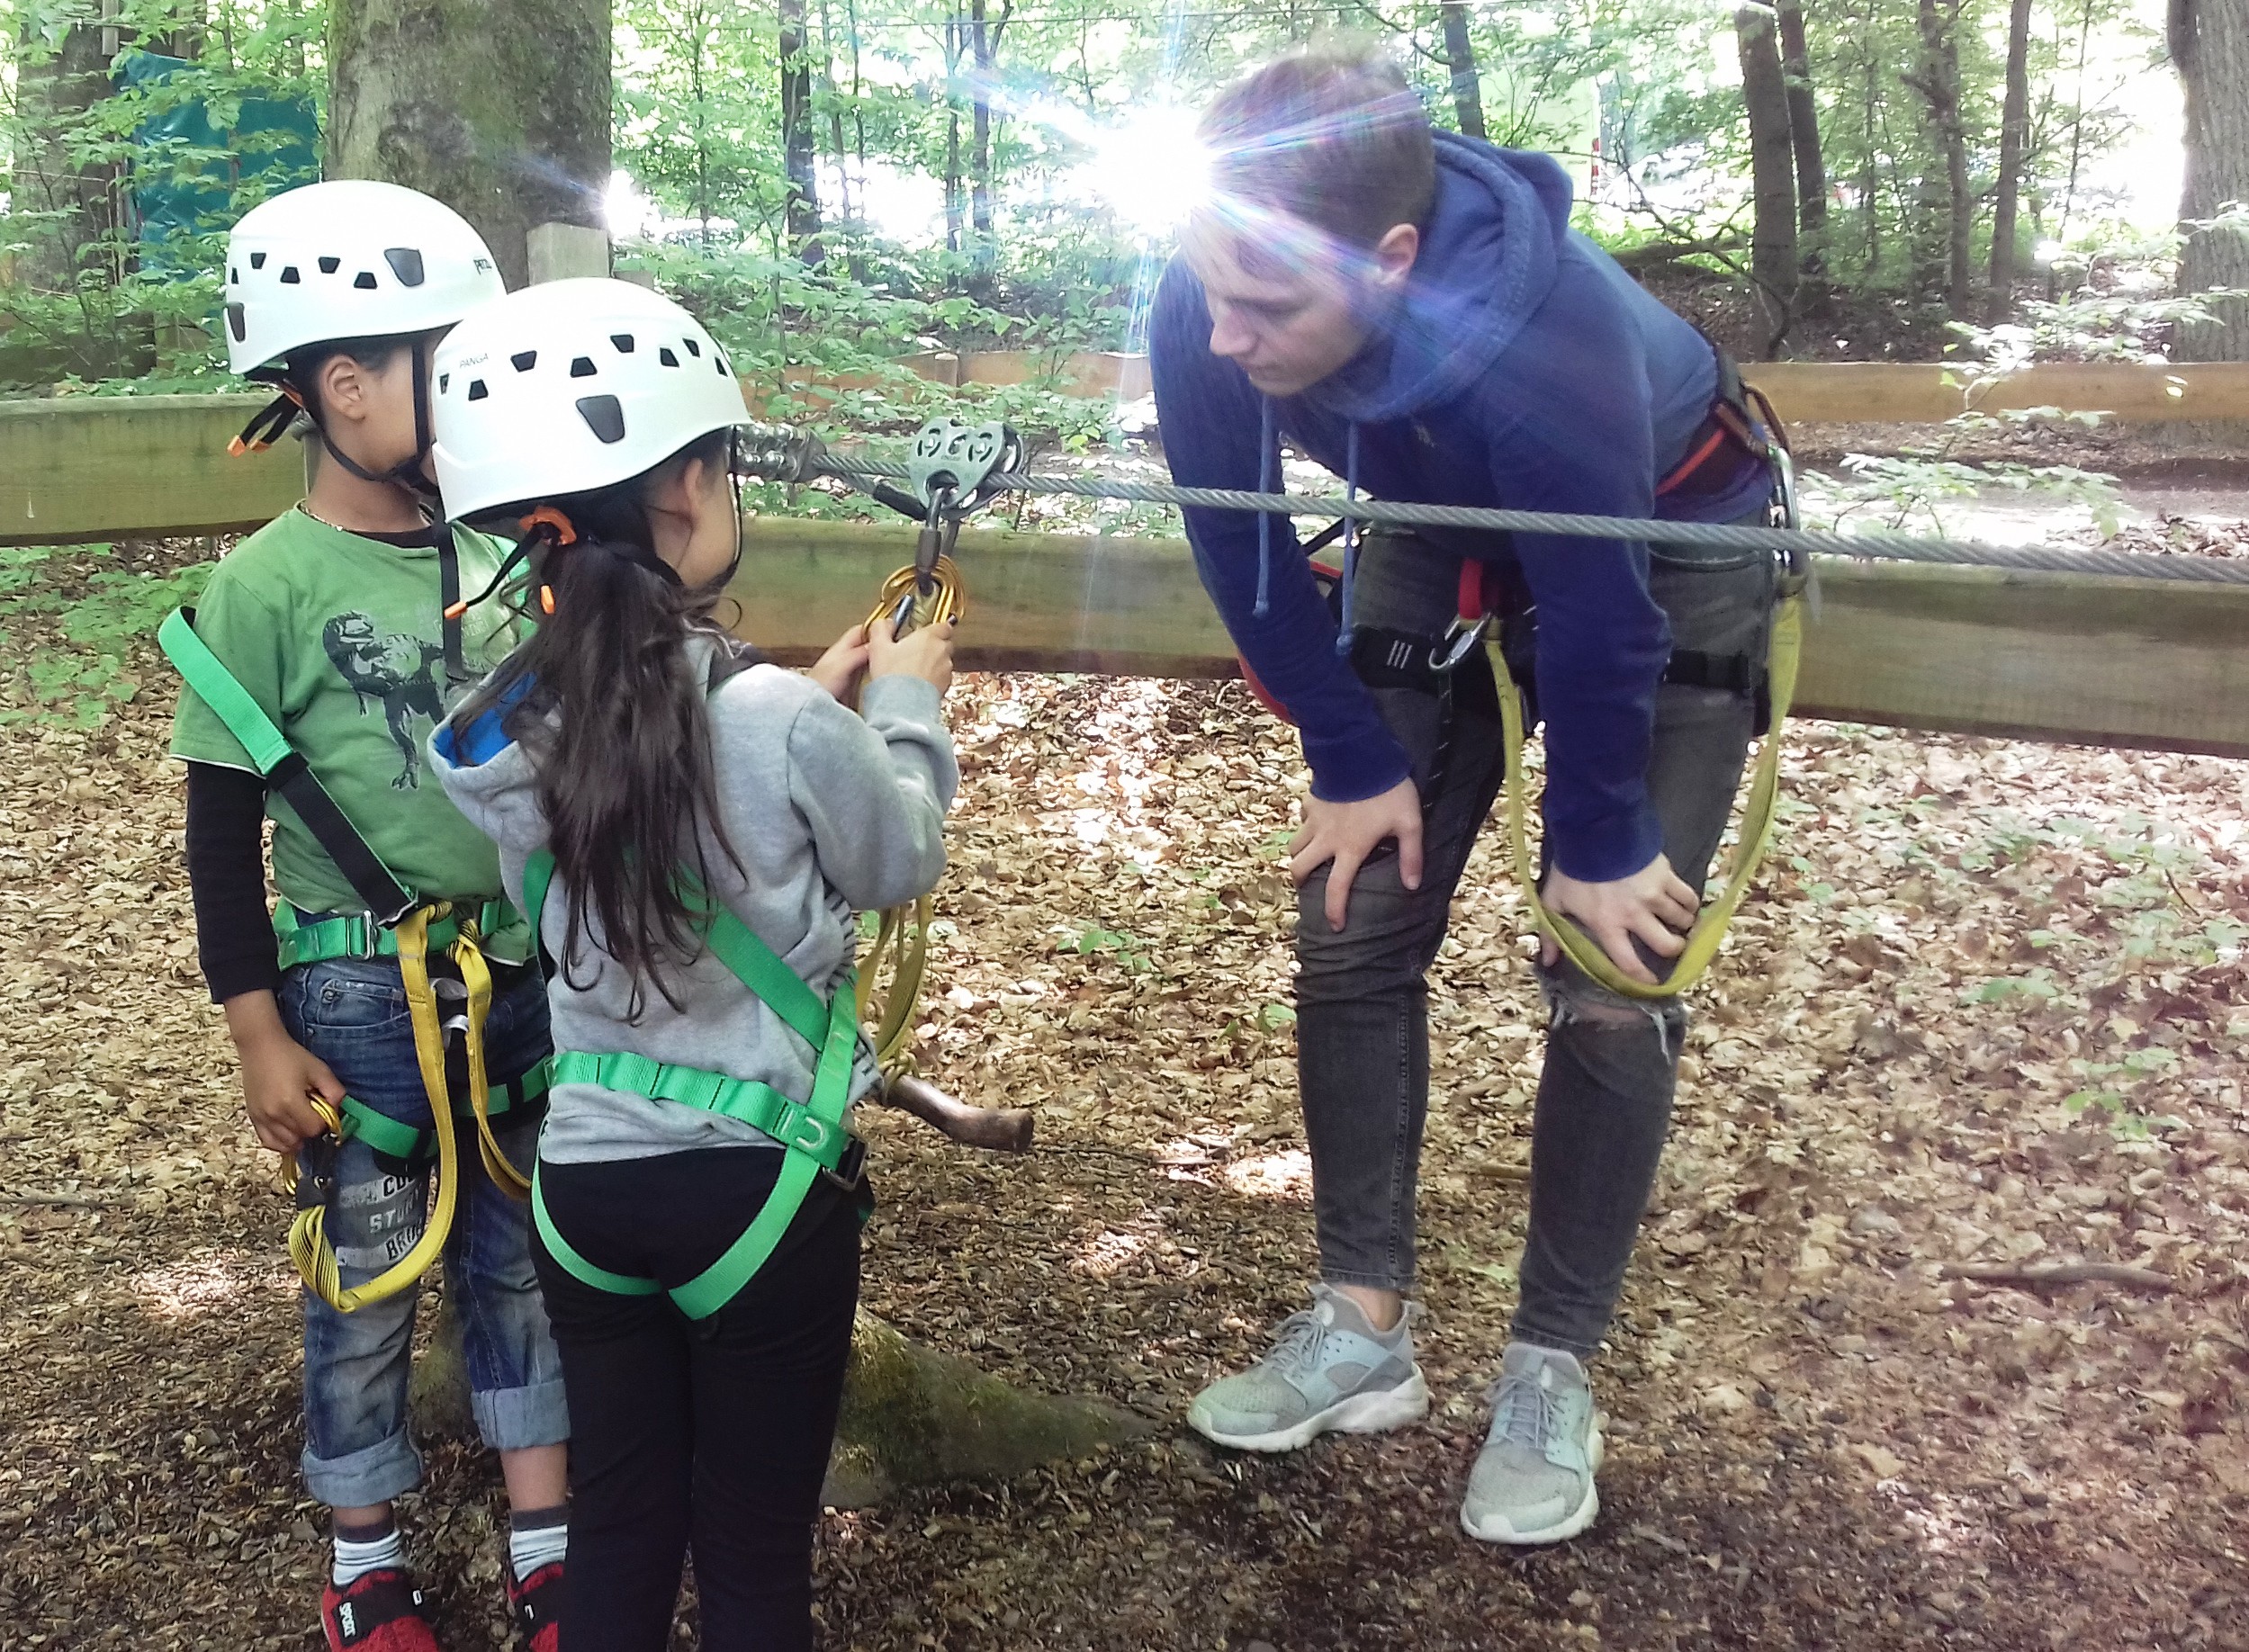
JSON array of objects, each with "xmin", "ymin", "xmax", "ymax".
[
  {"xmin": 302, "ymin": 1429, "xmax": 423, "ymax": 1510},
  {"xmin": 473, "ymin": 1377, "xmax": 571, "ymax": 1452},
  {"xmin": 1319, "ymin": 1265, "xmax": 1415, "ymax": 1293}
]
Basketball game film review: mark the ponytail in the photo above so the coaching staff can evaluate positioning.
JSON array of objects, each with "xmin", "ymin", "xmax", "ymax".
[{"xmin": 458, "ymin": 427, "xmax": 739, "ymax": 1020}]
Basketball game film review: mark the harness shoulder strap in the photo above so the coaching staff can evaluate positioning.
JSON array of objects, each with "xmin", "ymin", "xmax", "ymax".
[
  {"xmin": 521, "ymin": 848, "xmax": 830, "ymax": 1050},
  {"xmin": 160, "ymin": 607, "xmax": 418, "ymax": 925}
]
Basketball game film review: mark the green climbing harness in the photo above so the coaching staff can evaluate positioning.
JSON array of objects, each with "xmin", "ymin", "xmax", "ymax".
[
  {"xmin": 157, "ymin": 607, "xmax": 543, "ymax": 1311},
  {"xmin": 520, "ymin": 849, "xmax": 867, "ymax": 1321}
]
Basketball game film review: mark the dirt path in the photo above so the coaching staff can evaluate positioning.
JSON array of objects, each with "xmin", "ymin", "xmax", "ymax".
[{"xmin": 1, "ymin": 617, "xmax": 2245, "ymax": 1648}]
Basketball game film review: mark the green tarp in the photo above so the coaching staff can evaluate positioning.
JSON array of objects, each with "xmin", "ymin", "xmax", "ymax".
[{"xmin": 117, "ymin": 51, "xmax": 319, "ymax": 269}]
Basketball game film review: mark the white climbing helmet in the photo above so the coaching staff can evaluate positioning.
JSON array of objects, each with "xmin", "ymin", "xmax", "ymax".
[
  {"xmin": 222, "ymin": 180, "xmax": 505, "ymax": 377},
  {"xmin": 429, "ymin": 278, "xmax": 748, "ymax": 523}
]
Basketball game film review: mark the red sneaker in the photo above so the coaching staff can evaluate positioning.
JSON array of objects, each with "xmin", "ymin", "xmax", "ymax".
[
  {"xmin": 320, "ymin": 1568, "xmax": 441, "ymax": 1650},
  {"xmin": 507, "ymin": 1560, "xmax": 562, "ymax": 1652}
]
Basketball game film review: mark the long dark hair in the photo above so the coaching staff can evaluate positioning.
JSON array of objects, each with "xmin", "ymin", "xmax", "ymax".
[{"xmin": 458, "ymin": 427, "xmax": 741, "ymax": 1019}]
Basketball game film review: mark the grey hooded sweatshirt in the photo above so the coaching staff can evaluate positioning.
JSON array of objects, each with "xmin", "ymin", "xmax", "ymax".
[{"xmin": 429, "ymin": 637, "xmax": 957, "ymax": 1164}]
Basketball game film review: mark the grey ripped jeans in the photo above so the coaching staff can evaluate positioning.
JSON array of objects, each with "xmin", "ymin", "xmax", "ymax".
[{"xmin": 1294, "ymin": 519, "xmax": 1775, "ymax": 1358}]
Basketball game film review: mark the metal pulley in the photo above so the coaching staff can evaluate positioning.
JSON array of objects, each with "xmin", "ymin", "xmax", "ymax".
[
  {"xmin": 904, "ymin": 417, "xmax": 1021, "ymax": 516},
  {"xmin": 867, "ymin": 416, "xmax": 1020, "ymax": 635}
]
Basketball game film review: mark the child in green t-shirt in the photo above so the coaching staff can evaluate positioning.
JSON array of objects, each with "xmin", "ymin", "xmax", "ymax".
[{"xmin": 167, "ymin": 181, "xmax": 567, "ymax": 1652}]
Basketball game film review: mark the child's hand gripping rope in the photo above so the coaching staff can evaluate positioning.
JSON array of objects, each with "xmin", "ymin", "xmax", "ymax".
[{"xmin": 845, "ymin": 562, "xmax": 1030, "ymax": 1152}]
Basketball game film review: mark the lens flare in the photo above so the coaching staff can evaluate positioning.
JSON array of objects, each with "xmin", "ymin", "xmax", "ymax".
[{"xmin": 1083, "ymin": 107, "xmax": 1210, "ymax": 234}]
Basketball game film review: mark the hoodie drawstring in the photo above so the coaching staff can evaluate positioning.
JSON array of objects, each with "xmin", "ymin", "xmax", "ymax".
[
  {"xmin": 1336, "ymin": 422, "xmax": 1362, "ymax": 657},
  {"xmin": 1254, "ymin": 398, "xmax": 1276, "ymax": 619}
]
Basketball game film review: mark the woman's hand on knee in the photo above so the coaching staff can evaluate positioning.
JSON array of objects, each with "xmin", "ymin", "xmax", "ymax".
[
  {"xmin": 1540, "ymin": 854, "xmax": 1699, "ymax": 985},
  {"xmin": 1288, "ymin": 778, "xmax": 1423, "ymax": 932}
]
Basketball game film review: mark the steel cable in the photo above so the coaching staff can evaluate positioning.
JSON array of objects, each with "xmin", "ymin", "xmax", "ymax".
[{"xmin": 808, "ymin": 452, "xmax": 2249, "ymax": 588}]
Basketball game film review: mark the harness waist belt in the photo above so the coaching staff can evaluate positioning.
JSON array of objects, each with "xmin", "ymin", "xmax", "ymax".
[
  {"xmin": 279, "ymin": 899, "xmax": 525, "ymax": 970},
  {"xmin": 549, "ymin": 1048, "xmax": 853, "ymax": 1172}
]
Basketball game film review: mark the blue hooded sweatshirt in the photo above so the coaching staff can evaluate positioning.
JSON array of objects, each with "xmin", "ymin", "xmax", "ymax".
[{"xmin": 1148, "ymin": 130, "xmax": 1771, "ymax": 883}]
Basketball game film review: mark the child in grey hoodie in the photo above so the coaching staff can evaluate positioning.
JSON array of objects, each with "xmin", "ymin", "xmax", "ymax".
[{"xmin": 425, "ymin": 278, "xmax": 956, "ymax": 1652}]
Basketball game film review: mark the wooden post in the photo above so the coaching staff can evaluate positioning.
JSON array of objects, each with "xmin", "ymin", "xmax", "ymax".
[{"xmin": 526, "ymin": 222, "xmax": 613, "ymax": 284}]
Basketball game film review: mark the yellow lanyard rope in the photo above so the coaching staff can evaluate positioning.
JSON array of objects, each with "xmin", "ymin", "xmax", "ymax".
[
  {"xmin": 283, "ymin": 906, "xmax": 525, "ymax": 1314},
  {"xmin": 1489, "ymin": 592, "xmax": 1804, "ymax": 1001},
  {"xmin": 854, "ymin": 555, "xmax": 965, "ymax": 1077}
]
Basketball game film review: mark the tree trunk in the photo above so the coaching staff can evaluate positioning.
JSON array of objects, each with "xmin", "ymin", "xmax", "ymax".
[
  {"xmin": 1988, "ymin": 0, "xmax": 2035, "ymax": 320},
  {"xmin": 328, "ymin": 0, "xmax": 611, "ymax": 292},
  {"xmin": 819, "ymin": 0, "xmax": 850, "ymax": 238},
  {"xmin": 945, "ymin": 112, "xmax": 965, "ymax": 256},
  {"xmin": 1908, "ymin": 0, "xmax": 1975, "ymax": 315},
  {"xmin": 780, "ymin": 0, "xmax": 822, "ymax": 252},
  {"xmin": 1736, "ymin": 5, "xmax": 1800, "ymax": 350},
  {"xmin": 4, "ymin": 18, "xmax": 159, "ymax": 382},
  {"xmin": 1776, "ymin": 0, "xmax": 1829, "ymax": 279},
  {"xmin": 2173, "ymin": 0, "xmax": 2249, "ymax": 359},
  {"xmin": 9, "ymin": 21, "xmax": 120, "ymax": 296},
  {"xmin": 410, "ymin": 1304, "xmax": 1147, "ymax": 1506},
  {"xmin": 1437, "ymin": 2, "xmax": 1487, "ymax": 139},
  {"xmin": 967, "ymin": 0, "xmax": 1011, "ymax": 292},
  {"xmin": 942, "ymin": 8, "xmax": 965, "ymax": 256},
  {"xmin": 1860, "ymin": 45, "xmax": 1882, "ymax": 274}
]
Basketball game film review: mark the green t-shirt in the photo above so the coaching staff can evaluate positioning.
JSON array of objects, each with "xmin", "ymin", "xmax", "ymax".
[{"xmin": 169, "ymin": 507, "xmax": 528, "ymax": 947}]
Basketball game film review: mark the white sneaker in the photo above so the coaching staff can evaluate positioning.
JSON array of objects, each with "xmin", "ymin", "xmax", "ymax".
[
  {"xmin": 1186, "ymin": 1284, "xmax": 1429, "ymax": 1453},
  {"xmin": 1461, "ymin": 1342, "xmax": 1606, "ymax": 1545}
]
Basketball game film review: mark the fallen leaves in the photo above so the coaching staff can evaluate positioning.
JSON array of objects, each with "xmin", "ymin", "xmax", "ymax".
[{"xmin": 2, "ymin": 536, "xmax": 2248, "ymax": 1647}]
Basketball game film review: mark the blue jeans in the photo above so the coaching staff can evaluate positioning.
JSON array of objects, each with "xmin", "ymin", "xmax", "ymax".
[
  {"xmin": 281, "ymin": 956, "xmax": 567, "ymax": 1509},
  {"xmin": 1295, "ymin": 524, "xmax": 1774, "ymax": 1355}
]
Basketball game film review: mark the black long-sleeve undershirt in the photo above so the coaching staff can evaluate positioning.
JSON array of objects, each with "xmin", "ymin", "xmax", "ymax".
[{"xmin": 184, "ymin": 760, "xmax": 279, "ymax": 1004}]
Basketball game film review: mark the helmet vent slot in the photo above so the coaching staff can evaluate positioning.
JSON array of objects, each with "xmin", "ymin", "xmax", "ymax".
[
  {"xmin": 467, "ymin": 380, "xmax": 489, "ymax": 401},
  {"xmin": 437, "ymin": 373, "xmax": 450, "ymax": 393},
  {"xmin": 611, "ymin": 334, "xmax": 635, "ymax": 353},
  {"xmin": 682, "ymin": 337, "xmax": 701, "ymax": 357},
  {"xmin": 279, "ymin": 265, "xmax": 301, "ymax": 284},
  {"xmin": 659, "ymin": 347, "xmax": 679, "ymax": 367},
  {"xmin": 570, "ymin": 356, "xmax": 597, "ymax": 378},
  {"xmin": 249, "ymin": 252, "xmax": 266, "ymax": 269},
  {"xmin": 319, "ymin": 256, "xmax": 341, "ymax": 274},
  {"xmin": 511, "ymin": 351, "xmax": 538, "ymax": 372},
  {"xmin": 353, "ymin": 272, "xmax": 379, "ymax": 290},
  {"xmin": 226, "ymin": 304, "xmax": 247, "ymax": 343},
  {"xmin": 576, "ymin": 395, "xmax": 626, "ymax": 444},
  {"xmin": 383, "ymin": 247, "xmax": 426, "ymax": 287}
]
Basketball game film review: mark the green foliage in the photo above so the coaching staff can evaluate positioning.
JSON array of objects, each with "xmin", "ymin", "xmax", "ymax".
[
  {"xmin": 2, "ymin": 1, "xmax": 323, "ymax": 392},
  {"xmin": 0, "ymin": 541, "xmax": 211, "ymax": 727},
  {"xmin": 1060, "ymin": 920, "xmax": 1154, "ymax": 974},
  {"xmin": 2064, "ymin": 1048, "xmax": 2187, "ymax": 1139}
]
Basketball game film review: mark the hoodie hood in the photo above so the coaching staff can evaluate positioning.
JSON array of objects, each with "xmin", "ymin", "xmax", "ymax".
[
  {"xmin": 1311, "ymin": 130, "xmax": 1573, "ymax": 425},
  {"xmin": 427, "ymin": 696, "xmax": 550, "ymax": 859}
]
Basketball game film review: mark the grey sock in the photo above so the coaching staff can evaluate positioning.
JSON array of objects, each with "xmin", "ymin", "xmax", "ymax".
[
  {"xmin": 507, "ymin": 1504, "xmax": 568, "ymax": 1581},
  {"xmin": 331, "ymin": 1515, "xmax": 403, "ymax": 1587}
]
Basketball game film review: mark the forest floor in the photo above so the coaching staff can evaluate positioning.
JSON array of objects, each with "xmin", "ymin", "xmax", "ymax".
[{"xmin": 2, "ymin": 535, "xmax": 2247, "ymax": 1652}]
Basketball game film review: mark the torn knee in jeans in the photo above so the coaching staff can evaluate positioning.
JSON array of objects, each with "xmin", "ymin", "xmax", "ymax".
[{"xmin": 1536, "ymin": 968, "xmax": 1689, "ymax": 1056}]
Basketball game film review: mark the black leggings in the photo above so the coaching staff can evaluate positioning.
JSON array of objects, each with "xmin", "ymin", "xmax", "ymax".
[{"xmin": 532, "ymin": 1148, "xmax": 862, "ymax": 1652}]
